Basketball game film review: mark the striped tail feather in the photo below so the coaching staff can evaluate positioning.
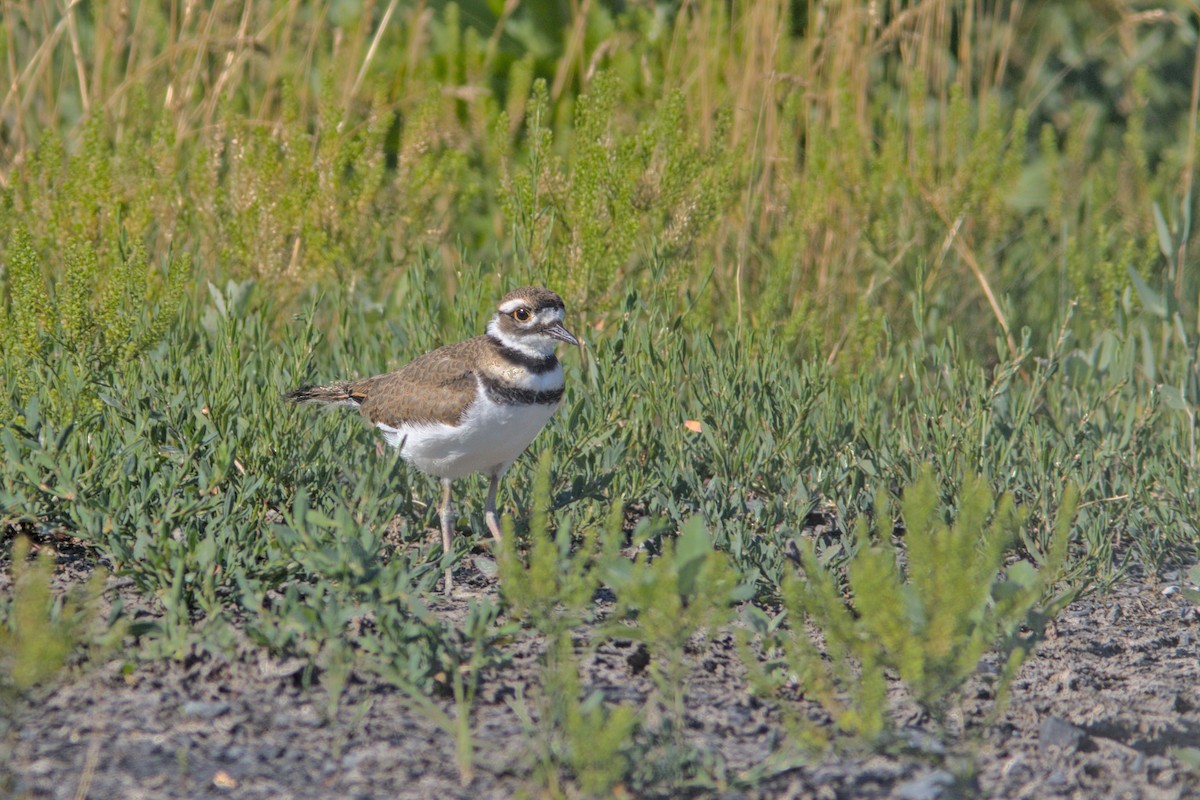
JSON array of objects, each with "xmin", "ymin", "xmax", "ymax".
[{"xmin": 282, "ymin": 382, "xmax": 362, "ymax": 408}]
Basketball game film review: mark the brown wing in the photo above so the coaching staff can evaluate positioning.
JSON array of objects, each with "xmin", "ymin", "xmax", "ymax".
[{"xmin": 349, "ymin": 337, "xmax": 483, "ymax": 427}]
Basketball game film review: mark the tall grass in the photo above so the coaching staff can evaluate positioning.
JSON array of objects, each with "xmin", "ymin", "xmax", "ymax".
[{"xmin": 4, "ymin": 1, "xmax": 1198, "ymax": 361}]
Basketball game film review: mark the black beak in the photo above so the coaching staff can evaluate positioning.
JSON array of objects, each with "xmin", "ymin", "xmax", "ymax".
[{"xmin": 546, "ymin": 322, "xmax": 580, "ymax": 346}]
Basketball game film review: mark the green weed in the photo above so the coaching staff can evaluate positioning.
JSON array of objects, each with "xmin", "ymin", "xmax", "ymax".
[
  {"xmin": 0, "ymin": 537, "xmax": 105, "ymax": 692},
  {"xmin": 6, "ymin": 2, "xmax": 1198, "ymax": 361},
  {"xmin": 0, "ymin": 226, "xmax": 189, "ymax": 424},
  {"xmin": 770, "ymin": 468, "xmax": 1077, "ymax": 744},
  {"xmin": 1, "ymin": 255, "xmax": 1194, "ymax": 676},
  {"xmin": 603, "ymin": 516, "xmax": 750, "ymax": 789},
  {"xmin": 498, "ymin": 453, "xmax": 637, "ymax": 797}
]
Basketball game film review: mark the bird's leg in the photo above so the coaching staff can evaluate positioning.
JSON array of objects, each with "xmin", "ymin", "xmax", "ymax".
[
  {"xmin": 440, "ymin": 477, "xmax": 455, "ymax": 594},
  {"xmin": 484, "ymin": 468, "xmax": 503, "ymax": 542}
]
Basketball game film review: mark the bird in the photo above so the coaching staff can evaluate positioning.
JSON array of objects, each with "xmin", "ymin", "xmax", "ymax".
[{"xmin": 284, "ymin": 286, "xmax": 579, "ymax": 592}]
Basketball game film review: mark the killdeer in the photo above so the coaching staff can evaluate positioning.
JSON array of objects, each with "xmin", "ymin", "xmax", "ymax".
[{"xmin": 284, "ymin": 287, "xmax": 579, "ymax": 591}]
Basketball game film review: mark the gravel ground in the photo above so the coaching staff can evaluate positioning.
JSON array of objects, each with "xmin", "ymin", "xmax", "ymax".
[{"xmin": 3, "ymin": 546, "xmax": 1199, "ymax": 800}]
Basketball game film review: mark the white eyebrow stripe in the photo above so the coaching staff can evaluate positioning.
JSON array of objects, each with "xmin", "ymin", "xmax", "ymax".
[{"xmin": 498, "ymin": 298, "xmax": 529, "ymax": 314}]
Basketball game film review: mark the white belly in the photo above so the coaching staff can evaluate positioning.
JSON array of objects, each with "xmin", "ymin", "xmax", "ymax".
[{"xmin": 376, "ymin": 392, "xmax": 560, "ymax": 479}]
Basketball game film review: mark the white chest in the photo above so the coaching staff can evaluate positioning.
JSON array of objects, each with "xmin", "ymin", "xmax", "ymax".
[{"xmin": 375, "ymin": 380, "xmax": 561, "ymax": 479}]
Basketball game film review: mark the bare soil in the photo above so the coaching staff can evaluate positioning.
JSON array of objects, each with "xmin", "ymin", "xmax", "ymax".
[{"xmin": 3, "ymin": 550, "xmax": 1199, "ymax": 800}]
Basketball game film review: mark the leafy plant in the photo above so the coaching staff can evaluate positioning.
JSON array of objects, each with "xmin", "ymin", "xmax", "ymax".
[
  {"xmin": 0, "ymin": 226, "xmax": 190, "ymax": 423},
  {"xmin": 774, "ymin": 468, "xmax": 1077, "ymax": 742},
  {"xmin": 0, "ymin": 537, "xmax": 106, "ymax": 692},
  {"xmin": 603, "ymin": 515, "xmax": 750, "ymax": 787},
  {"xmin": 499, "ymin": 74, "xmax": 737, "ymax": 308},
  {"xmin": 606, "ymin": 516, "xmax": 746, "ymax": 702},
  {"xmin": 1182, "ymin": 564, "xmax": 1200, "ymax": 606},
  {"xmin": 498, "ymin": 452, "xmax": 637, "ymax": 797}
]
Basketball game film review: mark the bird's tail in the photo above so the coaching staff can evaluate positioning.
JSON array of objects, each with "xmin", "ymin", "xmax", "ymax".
[{"xmin": 282, "ymin": 382, "xmax": 361, "ymax": 408}]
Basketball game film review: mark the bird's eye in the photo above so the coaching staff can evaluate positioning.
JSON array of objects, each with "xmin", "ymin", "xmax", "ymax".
[{"xmin": 512, "ymin": 308, "xmax": 532, "ymax": 322}]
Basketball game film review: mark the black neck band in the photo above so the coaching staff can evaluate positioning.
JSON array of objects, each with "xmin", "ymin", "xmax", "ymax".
[{"xmin": 487, "ymin": 335, "xmax": 559, "ymax": 374}]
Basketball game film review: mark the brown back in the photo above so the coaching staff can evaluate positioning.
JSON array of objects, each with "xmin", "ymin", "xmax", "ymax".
[{"xmin": 348, "ymin": 337, "xmax": 486, "ymax": 427}]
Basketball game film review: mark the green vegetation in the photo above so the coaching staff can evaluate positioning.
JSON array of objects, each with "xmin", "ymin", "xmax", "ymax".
[
  {"xmin": 773, "ymin": 470, "xmax": 1076, "ymax": 744},
  {"xmin": 499, "ymin": 454, "xmax": 638, "ymax": 796},
  {"xmin": 3, "ymin": 0, "xmax": 1200, "ymax": 795},
  {"xmin": 0, "ymin": 537, "xmax": 105, "ymax": 693}
]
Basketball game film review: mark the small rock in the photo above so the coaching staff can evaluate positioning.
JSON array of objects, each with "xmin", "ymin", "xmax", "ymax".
[
  {"xmin": 899, "ymin": 727, "xmax": 947, "ymax": 756},
  {"xmin": 472, "ymin": 554, "xmax": 497, "ymax": 578},
  {"xmin": 1163, "ymin": 585, "xmax": 1180, "ymax": 597},
  {"xmin": 212, "ymin": 769, "xmax": 238, "ymax": 789},
  {"xmin": 626, "ymin": 643, "xmax": 650, "ymax": 675},
  {"xmin": 1046, "ymin": 769, "xmax": 1069, "ymax": 786},
  {"xmin": 1145, "ymin": 755, "xmax": 1173, "ymax": 773},
  {"xmin": 24, "ymin": 758, "xmax": 57, "ymax": 776},
  {"xmin": 258, "ymin": 656, "xmax": 306, "ymax": 680},
  {"xmin": 181, "ymin": 700, "xmax": 230, "ymax": 720},
  {"xmin": 1000, "ymin": 754, "xmax": 1028, "ymax": 780},
  {"xmin": 1153, "ymin": 768, "xmax": 1178, "ymax": 788},
  {"xmin": 342, "ymin": 747, "xmax": 373, "ymax": 770},
  {"xmin": 1039, "ymin": 715, "xmax": 1087, "ymax": 752},
  {"xmin": 896, "ymin": 769, "xmax": 955, "ymax": 800},
  {"xmin": 295, "ymin": 704, "xmax": 323, "ymax": 727}
]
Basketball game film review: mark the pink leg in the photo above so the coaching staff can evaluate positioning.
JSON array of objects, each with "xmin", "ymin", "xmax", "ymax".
[
  {"xmin": 440, "ymin": 478, "xmax": 455, "ymax": 593},
  {"xmin": 484, "ymin": 469, "xmax": 503, "ymax": 542}
]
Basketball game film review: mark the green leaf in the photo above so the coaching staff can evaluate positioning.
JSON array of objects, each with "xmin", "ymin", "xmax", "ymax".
[
  {"xmin": 1173, "ymin": 747, "xmax": 1200, "ymax": 773},
  {"xmin": 1004, "ymin": 560, "xmax": 1039, "ymax": 590},
  {"xmin": 676, "ymin": 515, "xmax": 712, "ymax": 564},
  {"xmin": 1127, "ymin": 265, "xmax": 1166, "ymax": 318},
  {"xmin": 1153, "ymin": 202, "xmax": 1173, "ymax": 260},
  {"xmin": 1160, "ymin": 385, "xmax": 1189, "ymax": 412},
  {"xmin": 473, "ymin": 555, "xmax": 498, "ymax": 578},
  {"xmin": 207, "ymin": 282, "xmax": 227, "ymax": 318},
  {"xmin": 675, "ymin": 516, "xmax": 712, "ymax": 597}
]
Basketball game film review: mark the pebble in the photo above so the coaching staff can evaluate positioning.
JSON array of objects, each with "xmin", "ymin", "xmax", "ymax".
[
  {"xmin": 1145, "ymin": 755, "xmax": 1173, "ymax": 773},
  {"xmin": 895, "ymin": 769, "xmax": 955, "ymax": 800},
  {"xmin": 181, "ymin": 700, "xmax": 230, "ymax": 720},
  {"xmin": 24, "ymin": 758, "xmax": 57, "ymax": 776},
  {"xmin": 728, "ymin": 703, "xmax": 753, "ymax": 728},
  {"xmin": 1039, "ymin": 715, "xmax": 1088, "ymax": 752},
  {"xmin": 626, "ymin": 643, "xmax": 650, "ymax": 674},
  {"xmin": 341, "ymin": 747, "xmax": 374, "ymax": 771},
  {"xmin": 899, "ymin": 727, "xmax": 947, "ymax": 756}
]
